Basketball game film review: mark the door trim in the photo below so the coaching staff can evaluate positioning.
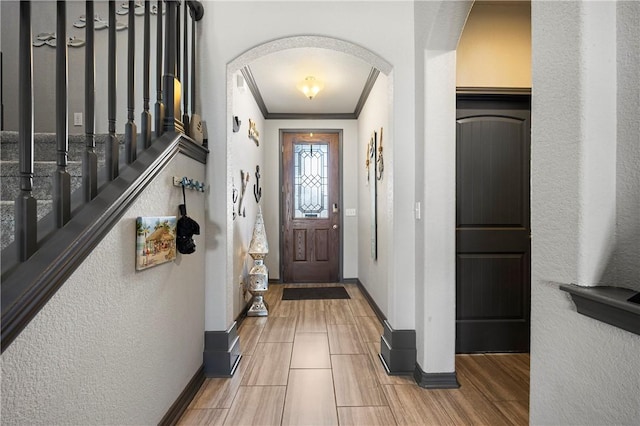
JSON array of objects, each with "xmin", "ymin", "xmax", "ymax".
[{"xmin": 279, "ymin": 129, "xmax": 343, "ymax": 282}]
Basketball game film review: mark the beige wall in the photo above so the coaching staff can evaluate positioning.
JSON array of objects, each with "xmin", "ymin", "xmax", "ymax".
[{"xmin": 457, "ymin": 1, "xmax": 531, "ymax": 88}]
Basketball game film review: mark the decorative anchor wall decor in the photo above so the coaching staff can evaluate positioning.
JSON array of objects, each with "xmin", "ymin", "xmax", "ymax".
[{"xmin": 254, "ymin": 165, "xmax": 262, "ymax": 203}]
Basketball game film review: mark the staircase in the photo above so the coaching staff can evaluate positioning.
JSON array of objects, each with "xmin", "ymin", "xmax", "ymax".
[{"xmin": 1, "ymin": 0, "xmax": 207, "ymax": 353}]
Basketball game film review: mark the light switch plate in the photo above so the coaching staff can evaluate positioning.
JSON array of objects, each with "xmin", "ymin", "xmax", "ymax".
[
  {"xmin": 345, "ymin": 208, "xmax": 357, "ymax": 217},
  {"xmin": 73, "ymin": 112, "xmax": 83, "ymax": 126}
]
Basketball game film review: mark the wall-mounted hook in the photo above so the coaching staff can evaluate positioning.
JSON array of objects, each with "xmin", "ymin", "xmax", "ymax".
[{"xmin": 173, "ymin": 176, "xmax": 206, "ymax": 192}]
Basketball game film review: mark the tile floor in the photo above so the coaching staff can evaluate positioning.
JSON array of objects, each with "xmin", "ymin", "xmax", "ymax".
[{"xmin": 178, "ymin": 283, "xmax": 530, "ymax": 425}]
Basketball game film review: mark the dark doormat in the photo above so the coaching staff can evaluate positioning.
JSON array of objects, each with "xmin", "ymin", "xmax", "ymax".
[{"xmin": 282, "ymin": 286, "xmax": 351, "ymax": 300}]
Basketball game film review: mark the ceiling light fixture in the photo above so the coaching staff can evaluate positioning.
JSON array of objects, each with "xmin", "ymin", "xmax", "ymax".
[{"xmin": 297, "ymin": 76, "xmax": 324, "ymax": 100}]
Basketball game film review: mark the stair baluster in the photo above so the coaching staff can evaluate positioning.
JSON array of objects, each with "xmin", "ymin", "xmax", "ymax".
[
  {"xmin": 155, "ymin": 0, "xmax": 164, "ymax": 138},
  {"xmin": 16, "ymin": 0, "xmax": 38, "ymax": 261},
  {"xmin": 163, "ymin": 0, "xmax": 177, "ymax": 133},
  {"xmin": 141, "ymin": 0, "xmax": 152, "ymax": 149},
  {"xmin": 107, "ymin": 1, "xmax": 119, "ymax": 179},
  {"xmin": 84, "ymin": 0, "xmax": 98, "ymax": 201},
  {"xmin": 54, "ymin": 0, "xmax": 71, "ymax": 228},
  {"xmin": 125, "ymin": 1, "xmax": 137, "ymax": 164},
  {"xmin": 182, "ymin": 3, "xmax": 190, "ymax": 133},
  {"xmin": 176, "ymin": 1, "xmax": 181, "ymax": 82}
]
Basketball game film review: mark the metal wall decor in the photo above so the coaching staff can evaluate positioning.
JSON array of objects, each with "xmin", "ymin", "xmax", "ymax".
[
  {"xmin": 248, "ymin": 119, "xmax": 260, "ymax": 146},
  {"xmin": 254, "ymin": 165, "xmax": 262, "ymax": 203},
  {"xmin": 377, "ymin": 127, "xmax": 384, "ymax": 180},
  {"xmin": 232, "ymin": 178, "xmax": 239, "ymax": 220},
  {"xmin": 237, "ymin": 170, "xmax": 249, "ymax": 218},
  {"xmin": 368, "ymin": 131, "xmax": 378, "ymax": 260},
  {"xmin": 365, "ymin": 132, "xmax": 375, "ymax": 182}
]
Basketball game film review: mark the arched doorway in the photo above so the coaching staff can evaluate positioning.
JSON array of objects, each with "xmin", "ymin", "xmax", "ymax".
[{"xmin": 225, "ymin": 36, "xmax": 393, "ymax": 315}]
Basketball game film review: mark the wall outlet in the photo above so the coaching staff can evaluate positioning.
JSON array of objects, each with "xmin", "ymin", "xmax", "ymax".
[{"xmin": 73, "ymin": 112, "xmax": 83, "ymax": 126}]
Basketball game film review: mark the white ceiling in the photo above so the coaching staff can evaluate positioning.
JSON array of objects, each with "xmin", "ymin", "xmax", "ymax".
[{"xmin": 243, "ymin": 47, "xmax": 377, "ymax": 118}]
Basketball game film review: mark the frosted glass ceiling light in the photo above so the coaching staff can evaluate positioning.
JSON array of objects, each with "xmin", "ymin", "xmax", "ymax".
[{"xmin": 297, "ymin": 76, "xmax": 324, "ymax": 100}]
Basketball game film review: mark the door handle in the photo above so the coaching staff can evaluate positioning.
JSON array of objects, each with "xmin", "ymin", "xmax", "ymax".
[{"xmin": 332, "ymin": 224, "xmax": 338, "ymax": 230}]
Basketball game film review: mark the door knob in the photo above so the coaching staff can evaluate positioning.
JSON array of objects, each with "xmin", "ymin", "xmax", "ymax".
[{"xmin": 332, "ymin": 224, "xmax": 338, "ymax": 230}]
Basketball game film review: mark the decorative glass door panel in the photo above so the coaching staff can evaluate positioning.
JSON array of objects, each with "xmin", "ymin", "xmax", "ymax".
[{"xmin": 294, "ymin": 143, "xmax": 329, "ymax": 219}]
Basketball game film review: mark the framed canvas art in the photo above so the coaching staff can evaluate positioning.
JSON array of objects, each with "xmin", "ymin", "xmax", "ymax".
[{"xmin": 136, "ymin": 216, "xmax": 177, "ymax": 271}]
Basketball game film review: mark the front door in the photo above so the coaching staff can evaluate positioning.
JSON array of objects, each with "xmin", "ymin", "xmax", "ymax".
[
  {"xmin": 456, "ymin": 94, "xmax": 531, "ymax": 353},
  {"xmin": 282, "ymin": 131, "xmax": 340, "ymax": 282}
]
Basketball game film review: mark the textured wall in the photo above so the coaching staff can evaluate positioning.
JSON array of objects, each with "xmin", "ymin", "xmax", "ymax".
[
  {"xmin": 456, "ymin": 1, "xmax": 531, "ymax": 88},
  {"xmin": 357, "ymin": 74, "xmax": 390, "ymax": 317},
  {"xmin": 230, "ymin": 70, "xmax": 265, "ymax": 319},
  {"xmin": 530, "ymin": 1, "xmax": 640, "ymax": 424},
  {"xmin": 1, "ymin": 154, "xmax": 206, "ymax": 425}
]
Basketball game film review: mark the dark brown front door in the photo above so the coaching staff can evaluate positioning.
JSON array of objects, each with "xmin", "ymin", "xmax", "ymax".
[
  {"xmin": 282, "ymin": 131, "xmax": 340, "ymax": 282},
  {"xmin": 456, "ymin": 94, "xmax": 531, "ymax": 353}
]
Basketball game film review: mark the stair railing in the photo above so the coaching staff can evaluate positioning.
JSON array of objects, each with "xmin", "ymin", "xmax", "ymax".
[{"xmin": 1, "ymin": 0, "xmax": 206, "ymax": 352}]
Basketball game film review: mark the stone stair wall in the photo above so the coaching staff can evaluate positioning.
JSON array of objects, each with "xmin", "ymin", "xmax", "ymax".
[{"xmin": 0, "ymin": 131, "xmax": 112, "ymax": 250}]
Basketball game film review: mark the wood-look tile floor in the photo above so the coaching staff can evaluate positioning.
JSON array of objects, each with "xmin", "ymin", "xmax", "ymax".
[{"xmin": 179, "ymin": 284, "xmax": 530, "ymax": 425}]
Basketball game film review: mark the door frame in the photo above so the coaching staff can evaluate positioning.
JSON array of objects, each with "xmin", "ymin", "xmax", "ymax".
[{"xmin": 279, "ymin": 129, "xmax": 344, "ymax": 282}]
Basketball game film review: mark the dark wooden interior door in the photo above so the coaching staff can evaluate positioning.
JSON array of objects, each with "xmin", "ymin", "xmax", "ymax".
[
  {"xmin": 456, "ymin": 94, "xmax": 531, "ymax": 353},
  {"xmin": 282, "ymin": 132, "xmax": 340, "ymax": 282}
]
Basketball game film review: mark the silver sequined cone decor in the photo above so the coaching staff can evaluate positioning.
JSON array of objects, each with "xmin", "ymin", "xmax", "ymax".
[{"xmin": 247, "ymin": 206, "xmax": 269, "ymax": 316}]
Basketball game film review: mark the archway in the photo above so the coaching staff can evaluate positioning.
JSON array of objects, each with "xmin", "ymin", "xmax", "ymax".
[{"xmin": 225, "ymin": 35, "xmax": 394, "ymax": 321}]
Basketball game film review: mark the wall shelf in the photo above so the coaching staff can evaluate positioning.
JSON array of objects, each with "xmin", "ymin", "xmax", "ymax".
[{"xmin": 560, "ymin": 284, "xmax": 640, "ymax": 336}]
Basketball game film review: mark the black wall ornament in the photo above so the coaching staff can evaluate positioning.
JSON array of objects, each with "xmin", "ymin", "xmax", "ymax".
[{"xmin": 254, "ymin": 165, "xmax": 262, "ymax": 203}]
